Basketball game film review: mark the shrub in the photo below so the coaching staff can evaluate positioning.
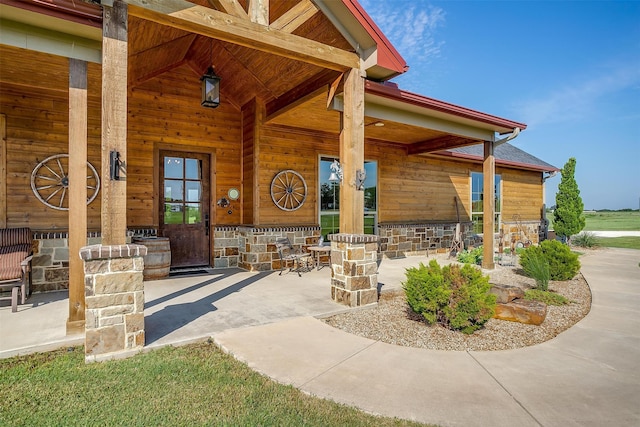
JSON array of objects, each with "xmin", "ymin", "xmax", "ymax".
[
  {"xmin": 457, "ymin": 246, "xmax": 483, "ymax": 265},
  {"xmin": 525, "ymin": 289, "xmax": 571, "ymax": 306},
  {"xmin": 403, "ymin": 260, "xmax": 496, "ymax": 334},
  {"xmin": 572, "ymin": 231, "xmax": 598, "ymax": 248},
  {"xmin": 520, "ymin": 240, "xmax": 580, "ymax": 281},
  {"xmin": 520, "ymin": 247, "xmax": 550, "ymax": 290}
]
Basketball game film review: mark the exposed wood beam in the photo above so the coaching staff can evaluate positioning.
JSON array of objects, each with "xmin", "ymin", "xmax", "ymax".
[
  {"xmin": 265, "ymin": 69, "xmax": 338, "ymax": 121},
  {"xmin": 270, "ymin": 0, "xmax": 319, "ymax": 33},
  {"xmin": 339, "ymin": 68, "xmax": 365, "ymax": 234},
  {"xmin": 482, "ymin": 141, "xmax": 495, "ymax": 270},
  {"xmin": 124, "ymin": 0, "xmax": 360, "ymax": 71},
  {"xmin": 207, "ymin": 0, "xmax": 248, "ymax": 20},
  {"xmin": 67, "ymin": 58, "xmax": 88, "ymax": 334},
  {"xmin": 407, "ymin": 135, "xmax": 479, "ymax": 155},
  {"xmin": 248, "ymin": 0, "xmax": 268, "ymax": 25},
  {"xmin": 101, "ymin": 0, "xmax": 128, "ymax": 245},
  {"xmin": 327, "ymin": 73, "xmax": 343, "ymax": 109},
  {"xmin": 129, "ymin": 34, "xmax": 196, "ymax": 87}
]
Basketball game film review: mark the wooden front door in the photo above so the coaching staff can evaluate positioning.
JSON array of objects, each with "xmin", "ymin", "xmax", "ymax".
[{"xmin": 159, "ymin": 151, "xmax": 210, "ymax": 268}]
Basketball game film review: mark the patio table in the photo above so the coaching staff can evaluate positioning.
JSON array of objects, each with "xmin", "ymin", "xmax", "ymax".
[{"xmin": 306, "ymin": 245, "xmax": 331, "ymax": 271}]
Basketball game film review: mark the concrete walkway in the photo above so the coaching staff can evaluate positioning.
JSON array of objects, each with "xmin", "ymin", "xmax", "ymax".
[
  {"xmin": 214, "ymin": 248, "xmax": 640, "ymax": 427},
  {"xmin": 2, "ymin": 249, "xmax": 639, "ymax": 426}
]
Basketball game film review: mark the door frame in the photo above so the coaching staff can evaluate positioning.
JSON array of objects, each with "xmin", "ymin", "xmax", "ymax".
[{"xmin": 154, "ymin": 143, "xmax": 216, "ymax": 267}]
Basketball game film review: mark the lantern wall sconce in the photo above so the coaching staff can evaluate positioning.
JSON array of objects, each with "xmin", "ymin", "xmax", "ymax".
[
  {"xmin": 328, "ymin": 160, "xmax": 366, "ymax": 191},
  {"xmin": 201, "ymin": 66, "xmax": 221, "ymax": 108},
  {"xmin": 109, "ymin": 150, "xmax": 122, "ymax": 181}
]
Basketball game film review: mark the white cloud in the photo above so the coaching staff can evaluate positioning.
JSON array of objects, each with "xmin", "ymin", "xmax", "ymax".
[
  {"xmin": 360, "ymin": 0, "xmax": 445, "ymax": 62},
  {"xmin": 514, "ymin": 63, "xmax": 640, "ymax": 128}
]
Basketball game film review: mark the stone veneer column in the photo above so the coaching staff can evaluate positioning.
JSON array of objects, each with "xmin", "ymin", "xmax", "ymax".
[
  {"xmin": 329, "ymin": 234, "xmax": 378, "ymax": 307},
  {"xmin": 80, "ymin": 244, "xmax": 147, "ymax": 362}
]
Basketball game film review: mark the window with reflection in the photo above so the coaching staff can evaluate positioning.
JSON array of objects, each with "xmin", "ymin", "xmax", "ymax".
[
  {"xmin": 319, "ymin": 157, "xmax": 377, "ymax": 239},
  {"xmin": 471, "ymin": 172, "xmax": 501, "ymax": 233},
  {"xmin": 164, "ymin": 156, "xmax": 203, "ymax": 225}
]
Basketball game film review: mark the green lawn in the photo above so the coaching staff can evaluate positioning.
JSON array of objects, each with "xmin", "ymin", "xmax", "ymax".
[
  {"xmin": 595, "ymin": 237, "xmax": 640, "ymax": 250},
  {"xmin": 0, "ymin": 343, "xmax": 427, "ymax": 427},
  {"xmin": 583, "ymin": 211, "xmax": 640, "ymax": 231},
  {"xmin": 548, "ymin": 210, "xmax": 640, "ymax": 232}
]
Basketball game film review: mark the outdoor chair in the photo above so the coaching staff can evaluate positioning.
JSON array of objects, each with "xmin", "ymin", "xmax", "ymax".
[
  {"xmin": 0, "ymin": 228, "xmax": 33, "ymax": 313},
  {"xmin": 275, "ymin": 237, "xmax": 311, "ymax": 277}
]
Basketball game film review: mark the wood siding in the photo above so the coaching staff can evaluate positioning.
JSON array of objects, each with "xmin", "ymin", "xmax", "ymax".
[
  {"xmin": 0, "ymin": 45, "xmax": 103, "ymax": 230},
  {"xmin": 127, "ymin": 64, "xmax": 243, "ymax": 228},
  {"xmin": 1, "ymin": 46, "xmax": 542, "ymax": 233}
]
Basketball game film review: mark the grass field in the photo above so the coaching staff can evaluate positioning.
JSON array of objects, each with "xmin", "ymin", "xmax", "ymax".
[
  {"xmin": 595, "ymin": 237, "xmax": 640, "ymax": 250},
  {"xmin": 0, "ymin": 343, "xmax": 425, "ymax": 427},
  {"xmin": 583, "ymin": 211, "xmax": 640, "ymax": 231},
  {"xmin": 548, "ymin": 210, "xmax": 640, "ymax": 232}
]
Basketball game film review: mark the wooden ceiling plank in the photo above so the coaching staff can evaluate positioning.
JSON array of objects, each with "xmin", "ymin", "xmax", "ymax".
[
  {"xmin": 124, "ymin": 0, "xmax": 360, "ymax": 71},
  {"xmin": 265, "ymin": 69, "xmax": 338, "ymax": 121},
  {"xmin": 270, "ymin": 0, "xmax": 319, "ymax": 33},
  {"xmin": 248, "ymin": 0, "xmax": 268, "ymax": 25},
  {"xmin": 207, "ymin": 0, "xmax": 249, "ymax": 20},
  {"xmin": 407, "ymin": 135, "xmax": 480, "ymax": 155},
  {"xmin": 129, "ymin": 34, "xmax": 196, "ymax": 86}
]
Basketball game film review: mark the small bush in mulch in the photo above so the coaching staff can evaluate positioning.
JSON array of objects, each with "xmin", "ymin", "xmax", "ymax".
[
  {"xmin": 403, "ymin": 260, "xmax": 496, "ymax": 334},
  {"xmin": 520, "ymin": 240, "xmax": 580, "ymax": 281}
]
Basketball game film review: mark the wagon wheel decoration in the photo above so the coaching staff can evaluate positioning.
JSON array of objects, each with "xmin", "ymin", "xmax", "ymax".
[
  {"xmin": 270, "ymin": 170, "xmax": 307, "ymax": 211},
  {"xmin": 31, "ymin": 154, "xmax": 100, "ymax": 211}
]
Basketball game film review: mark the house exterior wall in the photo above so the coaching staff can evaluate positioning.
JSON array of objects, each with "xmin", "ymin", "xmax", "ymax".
[
  {"xmin": 127, "ymin": 65, "xmax": 243, "ymax": 228},
  {"xmin": 0, "ymin": 45, "xmax": 103, "ymax": 230},
  {"xmin": 1, "ymin": 46, "xmax": 545, "ymax": 291}
]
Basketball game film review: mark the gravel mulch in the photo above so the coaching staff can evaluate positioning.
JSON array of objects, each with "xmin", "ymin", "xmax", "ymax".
[{"xmin": 323, "ymin": 259, "xmax": 592, "ymax": 351}]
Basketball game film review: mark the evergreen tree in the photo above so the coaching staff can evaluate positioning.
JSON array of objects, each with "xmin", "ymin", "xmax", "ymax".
[{"xmin": 553, "ymin": 157, "xmax": 585, "ymax": 242}]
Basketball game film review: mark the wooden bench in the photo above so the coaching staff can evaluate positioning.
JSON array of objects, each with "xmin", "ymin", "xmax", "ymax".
[{"xmin": 0, "ymin": 228, "xmax": 33, "ymax": 312}]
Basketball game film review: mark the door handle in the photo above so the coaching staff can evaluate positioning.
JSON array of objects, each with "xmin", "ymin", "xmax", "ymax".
[{"xmin": 205, "ymin": 214, "xmax": 209, "ymax": 236}]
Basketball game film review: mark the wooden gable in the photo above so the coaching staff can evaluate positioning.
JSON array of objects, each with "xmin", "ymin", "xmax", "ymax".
[{"xmin": 127, "ymin": 0, "xmax": 356, "ymax": 109}]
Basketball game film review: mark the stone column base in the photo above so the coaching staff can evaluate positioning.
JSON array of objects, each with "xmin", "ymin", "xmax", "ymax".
[
  {"xmin": 329, "ymin": 234, "xmax": 378, "ymax": 307},
  {"xmin": 80, "ymin": 244, "xmax": 147, "ymax": 363}
]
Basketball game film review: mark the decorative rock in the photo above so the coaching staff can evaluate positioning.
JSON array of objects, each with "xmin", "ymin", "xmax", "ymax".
[
  {"xmin": 490, "ymin": 283, "xmax": 525, "ymax": 303},
  {"xmin": 494, "ymin": 300, "xmax": 547, "ymax": 325}
]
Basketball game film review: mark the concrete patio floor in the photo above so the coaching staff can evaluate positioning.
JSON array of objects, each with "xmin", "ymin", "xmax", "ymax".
[{"xmin": 0, "ymin": 255, "xmax": 433, "ymax": 358}]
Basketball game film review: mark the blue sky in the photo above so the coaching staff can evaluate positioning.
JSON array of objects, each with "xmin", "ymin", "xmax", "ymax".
[{"xmin": 360, "ymin": 0, "xmax": 640, "ymax": 210}]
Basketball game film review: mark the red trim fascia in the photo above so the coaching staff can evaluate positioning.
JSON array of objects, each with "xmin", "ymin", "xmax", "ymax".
[
  {"xmin": 1, "ymin": 0, "xmax": 102, "ymax": 28},
  {"xmin": 342, "ymin": 0, "xmax": 408, "ymax": 78},
  {"xmin": 365, "ymin": 80, "xmax": 528, "ymax": 131},
  {"xmin": 434, "ymin": 150, "xmax": 559, "ymax": 172}
]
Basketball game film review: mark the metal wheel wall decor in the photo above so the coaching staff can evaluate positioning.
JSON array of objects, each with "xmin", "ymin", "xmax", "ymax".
[
  {"xmin": 270, "ymin": 169, "xmax": 307, "ymax": 211},
  {"xmin": 31, "ymin": 154, "xmax": 100, "ymax": 211}
]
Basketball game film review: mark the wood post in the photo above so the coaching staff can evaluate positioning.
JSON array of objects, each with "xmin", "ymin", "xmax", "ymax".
[
  {"xmin": 101, "ymin": 1, "xmax": 128, "ymax": 245},
  {"xmin": 0, "ymin": 114, "xmax": 6, "ymax": 228},
  {"xmin": 482, "ymin": 140, "xmax": 495, "ymax": 269},
  {"xmin": 339, "ymin": 69, "xmax": 365, "ymax": 234},
  {"xmin": 67, "ymin": 58, "xmax": 88, "ymax": 334}
]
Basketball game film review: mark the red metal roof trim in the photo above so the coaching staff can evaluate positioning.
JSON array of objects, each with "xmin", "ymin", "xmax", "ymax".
[
  {"xmin": 1, "ymin": 0, "xmax": 102, "ymax": 28},
  {"xmin": 434, "ymin": 150, "xmax": 559, "ymax": 173},
  {"xmin": 366, "ymin": 80, "xmax": 527, "ymax": 131},
  {"xmin": 342, "ymin": 0, "xmax": 409, "ymax": 79}
]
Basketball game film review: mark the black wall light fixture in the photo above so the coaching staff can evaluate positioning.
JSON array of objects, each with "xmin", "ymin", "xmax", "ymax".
[{"xmin": 109, "ymin": 150, "xmax": 122, "ymax": 181}]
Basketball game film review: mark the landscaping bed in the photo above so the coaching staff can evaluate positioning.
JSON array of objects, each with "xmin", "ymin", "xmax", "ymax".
[{"xmin": 324, "ymin": 257, "xmax": 592, "ymax": 351}]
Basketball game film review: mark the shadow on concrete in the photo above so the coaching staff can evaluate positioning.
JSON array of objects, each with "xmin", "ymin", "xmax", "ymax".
[{"xmin": 145, "ymin": 270, "xmax": 272, "ymax": 344}]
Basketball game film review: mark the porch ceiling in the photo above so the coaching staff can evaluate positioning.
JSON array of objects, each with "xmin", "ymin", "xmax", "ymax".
[
  {"xmin": 267, "ymin": 92, "xmax": 481, "ymax": 151},
  {"xmin": 127, "ymin": 1, "xmax": 353, "ymax": 109}
]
